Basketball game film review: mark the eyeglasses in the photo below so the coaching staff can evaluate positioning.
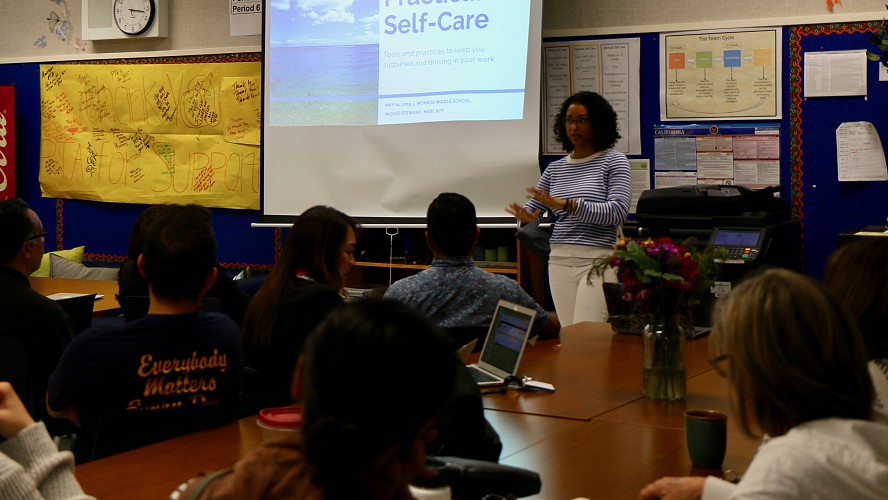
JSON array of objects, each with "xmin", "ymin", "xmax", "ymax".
[
  {"xmin": 25, "ymin": 231, "xmax": 48, "ymax": 242},
  {"xmin": 565, "ymin": 117, "xmax": 590, "ymax": 126},
  {"xmin": 709, "ymin": 353, "xmax": 731, "ymax": 378}
]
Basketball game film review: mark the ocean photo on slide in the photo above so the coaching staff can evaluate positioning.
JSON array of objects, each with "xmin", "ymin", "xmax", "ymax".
[
  {"xmin": 268, "ymin": 0, "xmax": 379, "ymax": 126},
  {"xmin": 270, "ymin": 44, "xmax": 379, "ymax": 126}
]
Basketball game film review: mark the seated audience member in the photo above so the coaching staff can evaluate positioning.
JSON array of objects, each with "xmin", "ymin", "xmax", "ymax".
[
  {"xmin": 824, "ymin": 237, "xmax": 888, "ymax": 423},
  {"xmin": 241, "ymin": 205, "xmax": 358, "ymax": 408},
  {"xmin": 118, "ymin": 204, "xmax": 249, "ymax": 326},
  {"xmin": 385, "ymin": 192, "xmax": 560, "ymax": 339},
  {"xmin": 639, "ymin": 269, "xmax": 888, "ymax": 500},
  {"xmin": 47, "ymin": 204, "xmax": 243, "ymax": 461},
  {"xmin": 0, "ymin": 382, "xmax": 94, "ymax": 500},
  {"xmin": 178, "ymin": 298, "xmax": 457, "ymax": 499},
  {"xmin": 0, "ymin": 198, "xmax": 73, "ymax": 423}
]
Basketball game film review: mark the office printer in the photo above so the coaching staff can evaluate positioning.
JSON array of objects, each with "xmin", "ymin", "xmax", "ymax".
[{"xmin": 627, "ymin": 184, "xmax": 802, "ymax": 325}]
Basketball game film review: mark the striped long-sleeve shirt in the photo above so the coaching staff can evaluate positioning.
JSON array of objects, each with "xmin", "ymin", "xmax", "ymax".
[{"xmin": 525, "ymin": 149, "xmax": 632, "ymax": 248}]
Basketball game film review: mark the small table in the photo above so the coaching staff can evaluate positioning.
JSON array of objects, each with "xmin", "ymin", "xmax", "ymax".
[{"xmin": 30, "ymin": 276, "xmax": 121, "ymax": 317}]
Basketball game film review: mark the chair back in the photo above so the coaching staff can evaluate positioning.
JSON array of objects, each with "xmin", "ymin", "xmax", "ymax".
[
  {"xmin": 423, "ymin": 455, "xmax": 541, "ymax": 498},
  {"xmin": 53, "ymin": 293, "xmax": 96, "ymax": 335},
  {"xmin": 0, "ymin": 335, "xmax": 37, "ymax": 418}
]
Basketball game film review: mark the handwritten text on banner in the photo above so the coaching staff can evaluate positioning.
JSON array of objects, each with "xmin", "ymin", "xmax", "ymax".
[{"xmin": 39, "ymin": 62, "xmax": 261, "ymax": 209}]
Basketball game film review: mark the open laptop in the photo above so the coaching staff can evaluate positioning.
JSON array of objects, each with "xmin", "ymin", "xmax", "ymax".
[{"xmin": 466, "ymin": 300, "xmax": 536, "ymax": 387}]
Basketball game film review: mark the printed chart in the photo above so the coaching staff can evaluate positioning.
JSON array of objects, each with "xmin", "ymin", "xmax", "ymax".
[{"xmin": 660, "ymin": 28, "xmax": 781, "ymax": 120}]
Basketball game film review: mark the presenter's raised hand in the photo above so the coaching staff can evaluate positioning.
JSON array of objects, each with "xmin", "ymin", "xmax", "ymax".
[
  {"xmin": 0, "ymin": 381, "xmax": 35, "ymax": 439},
  {"xmin": 527, "ymin": 187, "xmax": 566, "ymax": 211},
  {"xmin": 506, "ymin": 202, "xmax": 540, "ymax": 224}
]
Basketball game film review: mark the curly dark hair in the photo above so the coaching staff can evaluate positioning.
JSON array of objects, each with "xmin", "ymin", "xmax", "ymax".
[{"xmin": 553, "ymin": 91, "xmax": 621, "ymax": 152}]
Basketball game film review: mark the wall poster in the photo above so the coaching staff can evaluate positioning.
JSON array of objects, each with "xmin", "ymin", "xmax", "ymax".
[
  {"xmin": 654, "ymin": 124, "xmax": 780, "ymax": 189},
  {"xmin": 542, "ymin": 37, "xmax": 641, "ymax": 155},
  {"xmin": 660, "ymin": 28, "xmax": 781, "ymax": 121}
]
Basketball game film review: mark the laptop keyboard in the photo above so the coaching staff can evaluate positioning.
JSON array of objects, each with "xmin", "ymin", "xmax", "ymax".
[{"xmin": 468, "ymin": 366, "xmax": 499, "ymax": 383}]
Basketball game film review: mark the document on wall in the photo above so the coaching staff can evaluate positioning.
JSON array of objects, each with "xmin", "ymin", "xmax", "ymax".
[
  {"xmin": 835, "ymin": 122, "xmax": 888, "ymax": 181},
  {"xmin": 628, "ymin": 159, "xmax": 650, "ymax": 213},
  {"xmin": 804, "ymin": 50, "xmax": 867, "ymax": 97},
  {"xmin": 542, "ymin": 38, "xmax": 641, "ymax": 155},
  {"xmin": 230, "ymin": 0, "xmax": 262, "ymax": 36}
]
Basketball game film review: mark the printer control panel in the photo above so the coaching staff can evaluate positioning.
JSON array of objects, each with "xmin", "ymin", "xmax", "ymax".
[{"xmin": 710, "ymin": 228, "xmax": 766, "ymax": 263}]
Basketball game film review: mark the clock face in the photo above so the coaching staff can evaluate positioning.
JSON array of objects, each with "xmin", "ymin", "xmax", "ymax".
[{"xmin": 113, "ymin": 0, "xmax": 156, "ymax": 35}]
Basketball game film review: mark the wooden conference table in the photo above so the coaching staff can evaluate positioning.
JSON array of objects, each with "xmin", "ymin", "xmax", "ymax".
[
  {"xmin": 74, "ymin": 322, "xmax": 759, "ymax": 499},
  {"xmin": 30, "ymin": 276, "xmax": 121, "ymax": 317}
]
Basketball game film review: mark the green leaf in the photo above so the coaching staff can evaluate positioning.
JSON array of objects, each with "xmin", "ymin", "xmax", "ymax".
[
  {"xmin": 625, "ymin": 243, "xmax": 660, "ymax": 271},
  {"xmin": 868, "ymin": 51, "xmax": 883, "ymax": 62}
]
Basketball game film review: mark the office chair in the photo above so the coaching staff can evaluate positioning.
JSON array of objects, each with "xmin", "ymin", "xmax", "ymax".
[
  {"xmin": 53, "ymin": 293, "xmax": 96, "ymax": 336},
  {"xmin": 421, "ymin": 455, "xmax": 541, "ymax": 498}
]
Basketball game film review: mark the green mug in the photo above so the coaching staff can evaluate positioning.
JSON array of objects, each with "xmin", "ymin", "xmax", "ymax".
[{"xmin": 685, "ymin": 409, "xmax": 727, "ymax": 469}]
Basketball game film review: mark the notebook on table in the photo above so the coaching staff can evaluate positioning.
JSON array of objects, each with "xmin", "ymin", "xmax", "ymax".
[{"xmin": 466, "ymin": 300, "xmax": 536, "ymax": 387}]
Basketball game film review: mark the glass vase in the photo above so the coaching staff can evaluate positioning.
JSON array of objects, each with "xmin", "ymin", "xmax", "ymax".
[{"xmin": 643, "ymin": 310, "xmax": 687, "ymax": 400}]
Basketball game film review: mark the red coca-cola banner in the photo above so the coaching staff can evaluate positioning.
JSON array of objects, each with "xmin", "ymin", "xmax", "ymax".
[{"xmin": 0, "ymin": 85, "xmax": 16, "ymax": 199}]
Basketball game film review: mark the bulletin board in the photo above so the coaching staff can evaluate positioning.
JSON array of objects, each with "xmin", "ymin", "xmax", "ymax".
[
  {"xmin": 544, "ymin": 22, "xmax": 888, "ymax": 280},
  {"xmin": 38, "ymin": 58, "xmax": 261, "ymax": 209},
  {"xmin": 3, "ymin": 53, "xmax": 278, "ymax": 270}
]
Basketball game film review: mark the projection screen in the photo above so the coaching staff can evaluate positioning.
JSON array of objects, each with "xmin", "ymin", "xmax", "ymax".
[{"xmin": 262, "ymin": 0, "xmax": 544, "ymax": 223}]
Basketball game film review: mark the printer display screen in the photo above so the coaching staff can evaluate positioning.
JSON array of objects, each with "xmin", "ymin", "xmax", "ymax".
[{"xmin": 712, "ymin": 229, "xmax": 763, "ymax": 247}]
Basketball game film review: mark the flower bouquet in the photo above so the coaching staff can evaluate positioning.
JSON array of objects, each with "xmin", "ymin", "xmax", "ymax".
[{"xmin": 591, "ymin": 237, "xmax": 724, "ymax": 400}]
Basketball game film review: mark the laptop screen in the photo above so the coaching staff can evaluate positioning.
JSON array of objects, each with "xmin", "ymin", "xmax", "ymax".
[{"xmin": 479, "ymin": 303, "xmax": 534, "ymax": 374}]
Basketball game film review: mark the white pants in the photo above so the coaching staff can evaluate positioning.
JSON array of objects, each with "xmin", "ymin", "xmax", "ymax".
[{"xmin": 548, "ymin": 244, "xmax": 616, "ymax": 326}]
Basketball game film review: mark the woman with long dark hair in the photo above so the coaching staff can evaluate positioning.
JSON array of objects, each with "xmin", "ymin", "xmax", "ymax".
[{"xmin": 241, "ymin": 205, "xmax": 359, "ymax": 408}]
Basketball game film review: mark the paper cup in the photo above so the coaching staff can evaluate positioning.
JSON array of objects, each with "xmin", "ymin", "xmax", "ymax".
[{"xmin": 256, "ymin": 406, "xmax": 302, "ymax": 441}]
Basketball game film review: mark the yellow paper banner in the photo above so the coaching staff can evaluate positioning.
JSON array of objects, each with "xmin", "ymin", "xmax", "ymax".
[{"xmin": 39, "ymin": 62, "xmax": 261, "ymax": 209}]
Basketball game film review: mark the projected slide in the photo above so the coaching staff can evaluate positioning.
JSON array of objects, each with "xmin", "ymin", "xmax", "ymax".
[{"xmin": 268, "ymin": 0, "xmax": 531, "ymax": 127}]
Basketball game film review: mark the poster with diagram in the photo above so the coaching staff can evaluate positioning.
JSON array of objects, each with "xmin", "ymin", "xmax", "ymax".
[{"xmin": 660, "ymin": 28, "xmax": 781, "ymax": 120}]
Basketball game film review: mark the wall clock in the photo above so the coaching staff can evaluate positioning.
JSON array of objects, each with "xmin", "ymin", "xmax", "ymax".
[
  {"xmin": 82, "ymin": 0, "xmax": 168, "ymax": 40},
  {"xmin": 113, "ymin": 0, "xmax": 155, "ymax": 35}
]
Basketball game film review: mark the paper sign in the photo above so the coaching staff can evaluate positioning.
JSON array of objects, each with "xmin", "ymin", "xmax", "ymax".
[{"xmin": 836, "ymin": 122, "xmax": 888, "ymax": 181}]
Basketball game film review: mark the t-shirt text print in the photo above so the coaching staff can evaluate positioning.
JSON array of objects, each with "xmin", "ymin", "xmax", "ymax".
[{"xmin": 128, "ymin": 349, "xmax": 229, "ymax": 411}]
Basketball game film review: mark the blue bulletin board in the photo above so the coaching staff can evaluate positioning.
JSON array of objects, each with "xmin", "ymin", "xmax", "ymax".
[{"xmin": 543, "ymin": 23, "xmax": 888, "ymax": 280}]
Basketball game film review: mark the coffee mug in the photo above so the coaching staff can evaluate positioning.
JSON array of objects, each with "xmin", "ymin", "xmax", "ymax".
[{"xmin": 685, "ymin": 409, "xmax": 727, "ymax": 469}]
